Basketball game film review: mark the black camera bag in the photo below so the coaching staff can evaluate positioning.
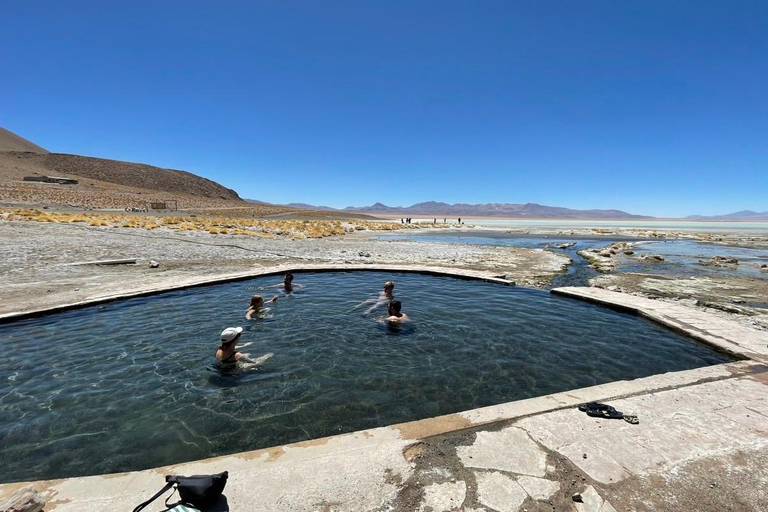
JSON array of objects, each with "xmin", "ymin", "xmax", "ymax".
[{"xmin": 132, "ymin": 471, "xmax": 228, "ymax": 511}]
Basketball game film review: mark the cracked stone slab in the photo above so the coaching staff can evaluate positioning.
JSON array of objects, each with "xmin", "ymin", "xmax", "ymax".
[
  {"xmin": 419, "ymin": 481, "xmax": 467, "ymax": 511},
  {"xmin": 574, "ymin": 485, "xmax": 604, "ymax": 512},
  {"xmin": 474, "ymin": 471, "xmax": 528, "ymax": 512},
  {"xmin": 515, "ymin": 475, "xmax": 560, "ymax": 500},
  {"xmin": 457, "ymin": 427, "xmax": 547, "ymax": 477}
]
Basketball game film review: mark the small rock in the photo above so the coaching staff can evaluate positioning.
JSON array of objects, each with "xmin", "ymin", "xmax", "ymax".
[
  {"xmin": 572, "ymin": 492, "xmax": 583, "ymax": 503},
  {"xmin": 623, "ymin": 250, "xmax": 634, "ymax": 255},
  {"xmin": 583, "ymin": 453, "xmax": 588, "ymax": 459},
  {"xmin": 74, "ymin": 288, "xmax": 80, "ymax": 292},
  {"xmin": 358, "ymin": 251, "xmax": 371, "ymax": 258},
  {"xmin": 149, "ymin": 260, "xmax": 160, "ymax": 268},
  {"xmin": 699, "ymin": 255, "xmax": 738, "ymax": 267},
  {"xmin": 640, "ymin": 254, "xmax": 665, "ymax": 262}
]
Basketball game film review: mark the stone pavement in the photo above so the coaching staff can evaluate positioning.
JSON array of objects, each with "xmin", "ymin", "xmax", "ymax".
[{"xmin": 2, "ymin": 287, "xmax": 768, "ymax": 511}]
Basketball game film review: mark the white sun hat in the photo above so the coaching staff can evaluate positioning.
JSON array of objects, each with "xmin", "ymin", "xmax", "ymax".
[{"xmin": 220, "ymin": 326, "xmax": 244, "ymax": 342}]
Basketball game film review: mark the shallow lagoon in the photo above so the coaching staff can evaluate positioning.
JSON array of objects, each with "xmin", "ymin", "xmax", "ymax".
[{"xmin": 0, "ymin": 272, "xmax": 728, "ymax": 482}]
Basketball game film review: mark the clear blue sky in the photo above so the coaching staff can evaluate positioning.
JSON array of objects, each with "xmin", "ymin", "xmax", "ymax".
[{"xmin": 2, "ymin": 1, "xmax": 766, "ymax": 216}]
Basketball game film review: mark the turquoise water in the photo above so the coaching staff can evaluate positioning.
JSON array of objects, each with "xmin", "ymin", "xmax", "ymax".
[{"xmin": 0, "ymin": 272, "xmax": 728, "ymax": 483}]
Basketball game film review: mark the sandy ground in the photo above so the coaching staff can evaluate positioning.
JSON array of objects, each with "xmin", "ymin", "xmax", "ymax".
[{"xmin": 0, "ymin": 220, "xmax": 569, "ymax": 317}]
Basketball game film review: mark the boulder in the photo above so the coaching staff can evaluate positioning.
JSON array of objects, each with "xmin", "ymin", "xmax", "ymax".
[
  {"xmin": 149, "ymin": 260, "xmax": 160, "ymax": 268},
  {"xmin": 0, "ymin": 487, "xmax": 45, "ymax": 512},
  {"xmin": 640, "ymin": 254, "xmax": 664, "ymax": 262},
  {"xmin": 699, "ymin": 256, "xmax": 739, "ymax": 267}
]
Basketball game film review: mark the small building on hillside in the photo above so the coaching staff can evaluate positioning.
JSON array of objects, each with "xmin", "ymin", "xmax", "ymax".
[{"xmin": 23, "ymin": 176, "xmax": 79, "ymax": 185}]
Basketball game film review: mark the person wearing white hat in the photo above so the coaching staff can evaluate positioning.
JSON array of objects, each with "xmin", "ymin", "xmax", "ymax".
[{"xmin": 216, "ymin": 327, "xmax": 250, "ymax": 365}]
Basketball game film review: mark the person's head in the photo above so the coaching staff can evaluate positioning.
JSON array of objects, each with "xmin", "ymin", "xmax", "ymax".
[
  {"xmin": 219, "ymin": 326, "xmax": 243, "ymax": 348},
  {"xmin": 384, "ymin": 281, "xmax": 395, "ymax": 294},
  {"xmin": 284, "ymin": 273, "xmax": 294, "ymax": 285},
  {"xmin": 388, "ymin": 300, "xmax": 402, "ymax": 316},
  {"xmin": 249, "ymin": 294, "xmax": 264, "ymax": 308}
]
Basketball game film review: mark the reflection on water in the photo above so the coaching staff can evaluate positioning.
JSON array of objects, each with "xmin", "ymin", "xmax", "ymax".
[{"xmin": 0, "ymin": 271, "xmax": 728, "ymax": 483}]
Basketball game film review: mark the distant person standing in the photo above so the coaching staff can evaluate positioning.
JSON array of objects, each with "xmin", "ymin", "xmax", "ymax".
[{"xmin": 458, "ymin": 217, "xmax": 461, "ymax": 224}]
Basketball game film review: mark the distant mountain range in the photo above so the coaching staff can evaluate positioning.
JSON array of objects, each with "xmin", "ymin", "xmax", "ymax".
[
  {"xmin": 686, "ymin": 210, "xmax": 768, "ymax": 221},
  {"xmin": 245, "ymin": 200, "xmax": 652, "ymax": 219}
]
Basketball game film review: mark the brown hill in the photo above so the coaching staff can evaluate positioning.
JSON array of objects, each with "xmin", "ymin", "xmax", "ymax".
[
  {"xmin": 0, "ymin": 127, "xmax": 49, "ymax": 153},
  {"xmin": 35, "ymin": 153, "xmax": 241, "ymax": 201},
  {"xmin": 0, "ymin": 150, "xmax": 260, "ymax": 211}
]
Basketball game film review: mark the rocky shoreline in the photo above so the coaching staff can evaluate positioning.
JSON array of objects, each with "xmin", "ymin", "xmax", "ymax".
[{"xmin": 0, "ymin": 220, "xmax": 570, "ymax": 317}]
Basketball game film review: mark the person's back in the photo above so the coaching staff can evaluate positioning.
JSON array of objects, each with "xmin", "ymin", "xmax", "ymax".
[
  {"xmin": 386, "ymin": 300, "xmax": 408, "ymax": 323},
  {"xmin": 216, "ymin": 327, "xmax": 245, "ymax": 364}
]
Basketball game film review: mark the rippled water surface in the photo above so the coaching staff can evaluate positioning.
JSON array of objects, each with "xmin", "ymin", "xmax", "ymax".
[{"xmin": 0, "ymin": 272, "xmax": 729, "ymax": 482}]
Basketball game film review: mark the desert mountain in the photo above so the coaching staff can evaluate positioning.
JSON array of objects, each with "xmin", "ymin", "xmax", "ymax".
[
  {"xmin": 286, "ymin": 201, "xmax": 650, "ymax": 219},
  {"xmin": 32, "ymin": 153, "xmax": 241, "ymax": 201},
  {"xmin": 0, "ymin": 127, "xmax": 49, "ymax": 153},
  {"xmin": 0, "ymin": 127, "xmax": 251, "ymax": 210},
  {"xmin": 686, "ymin": 210, "xmax": 768, "ymax": 221}
]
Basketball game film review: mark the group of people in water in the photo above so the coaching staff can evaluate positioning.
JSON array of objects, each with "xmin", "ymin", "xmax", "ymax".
[{"xmin": 216, "ymin": 274, "xmax": 408, "ymax": 366}]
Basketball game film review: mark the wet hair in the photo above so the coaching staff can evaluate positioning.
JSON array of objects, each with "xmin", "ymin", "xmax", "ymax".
[
  {"xmin": 285, "ymin": 273, "xmax": 294, "ymax": 282},
  {"xmin": 384, "ymin": 281, "xmax": 394, "ymax": 290},
  {"xmin": 389, "ymin": 300, "xmax": 402, "ymax": 313},
  {"xmin": 249, "ymin": 294, "xmax": 264, "ymax": 308}
]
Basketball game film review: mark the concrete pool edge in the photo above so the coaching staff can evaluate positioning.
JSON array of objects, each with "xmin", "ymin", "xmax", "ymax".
[
  {"xmin": 0, "ymin": 263, "xmax": 514, "ymax": 324},
  {"xmin": 0, "ymin": 360, "xmax": 762, "ymax": 504},
  {"xmin": 3, "ymin": 272, "xmax": 768, "ymax": 509},
  {"xmin": 551, "ymin": 286, "xmax": 768, "ymax": 362}
]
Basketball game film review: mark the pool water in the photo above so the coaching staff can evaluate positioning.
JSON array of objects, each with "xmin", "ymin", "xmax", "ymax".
[{"xmin": 0, "ymin": 272, "xmax": 728, "ymax": 483}]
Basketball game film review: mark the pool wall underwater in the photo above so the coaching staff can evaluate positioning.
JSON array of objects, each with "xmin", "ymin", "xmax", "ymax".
[{"xmin": 2, "ymin": 264, "xmax": 760, "ymax": 489}]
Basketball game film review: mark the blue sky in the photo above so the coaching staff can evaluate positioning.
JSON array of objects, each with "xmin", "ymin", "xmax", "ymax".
[{"xmin": 2, "ymin": 1, "xmax": 766, "ymax": 217}]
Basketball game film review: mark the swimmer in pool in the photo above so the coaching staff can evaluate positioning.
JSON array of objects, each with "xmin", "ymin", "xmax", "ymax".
[
  {"xmin": 246, "ymin": 294, "xmax": 278, "ymax": 319},
  {"xmin": 215, "ymin": 326, "xmax": 273, "ymax": 366},
  {"xmin": 385, "ymin": 300, "xmax": 409, "ymax": 323},
  {"xmin": 261, "ymin": 273, "xmax": 305, "ymax": 294},
  {"xmin": 355, "ymin": 281, "xmax": 395, "ymax": 314}
]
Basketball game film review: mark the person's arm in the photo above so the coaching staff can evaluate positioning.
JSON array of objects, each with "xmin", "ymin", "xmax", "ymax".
[
  {"xmin": 352, "ymin": 297, "xmax": 377, "ymax": 310},
  {"xmin": 270, "ymin": 295, "xmax": 279, "ymax": 303},
  {"xmin": 365, "ymin": 300, "xmax": 384, "ymax": 315},
  {"xmin": 246, "ymin": 308, "xmax": 255, "ymax": 320},
  {"xmin": 238, "ymin": 341, "xmax": 253, "ymax": 349}
]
